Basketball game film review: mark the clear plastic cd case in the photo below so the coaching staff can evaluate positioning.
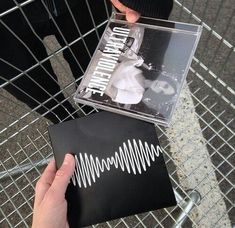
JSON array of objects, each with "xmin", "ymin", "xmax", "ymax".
[{"xmin": 74, "ymin": 13, "xmax": 202, "ymax": 126}]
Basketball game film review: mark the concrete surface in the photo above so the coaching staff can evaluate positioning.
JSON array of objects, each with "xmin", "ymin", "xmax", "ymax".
[{"xmin": 0, "ymin": 0, "xmax": 234, "ymax": 227}]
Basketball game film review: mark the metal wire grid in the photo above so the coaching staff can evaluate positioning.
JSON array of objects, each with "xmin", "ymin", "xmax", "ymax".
[{"xmin": 0, "ymin": 0, "xmax": 234, "ymax": 227}]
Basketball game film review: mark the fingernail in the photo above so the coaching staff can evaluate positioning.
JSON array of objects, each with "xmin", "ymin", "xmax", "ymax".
[
  {"xmin": 48, "ymin": 159, "xmax": 55, "ymax": 165},
  {"xmin": 63, "ymin": 154, "xmax": 71, "ymax": 165},
  {"xmin": 127, "ymin": 11, "xmax": 140, "ymax": 23}
]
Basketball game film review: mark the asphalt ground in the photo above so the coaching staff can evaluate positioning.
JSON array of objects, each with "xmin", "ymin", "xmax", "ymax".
[{"xmin": 0, "ymin": 0, "xmax": 234, "ymax": 227}]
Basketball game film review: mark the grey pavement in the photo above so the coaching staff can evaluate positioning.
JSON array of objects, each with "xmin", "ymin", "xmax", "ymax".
[{"xmin": 0, "ymin": 0, "xmax": 234, "ymax": 227}]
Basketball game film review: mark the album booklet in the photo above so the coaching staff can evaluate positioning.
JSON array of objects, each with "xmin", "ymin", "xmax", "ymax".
[
  {"xmin": 74, "ymin": 13, "xmax": 202, "ymax": 126},
  {"xmin": 48, "ymin": 112, "xmax": 177, "ymax": 228}
]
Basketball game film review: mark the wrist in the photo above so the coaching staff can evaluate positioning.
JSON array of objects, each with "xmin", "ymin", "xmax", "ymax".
[{"xmin": 119, "ymin": 0, "xmax": 173, "ymax": 19}]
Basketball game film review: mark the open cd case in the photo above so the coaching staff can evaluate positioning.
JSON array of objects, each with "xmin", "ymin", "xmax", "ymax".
[{"xmin": 74, "ymin": 13, "xmax": 202, "ymax": 126}]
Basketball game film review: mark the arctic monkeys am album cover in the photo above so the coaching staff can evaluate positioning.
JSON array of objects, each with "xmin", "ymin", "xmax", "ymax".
[
  {"xmin": 74, "ymin": 13, "xmax": 202, "ymax": 126},
  {"xmin": 48, "ymin": 111, "xmax": 176, "ymax": 228}
]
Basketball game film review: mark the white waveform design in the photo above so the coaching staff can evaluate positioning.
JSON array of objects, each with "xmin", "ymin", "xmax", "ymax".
[{"xmin": 71, "ymin": 139, "xmax": 162, "ymax": 188}]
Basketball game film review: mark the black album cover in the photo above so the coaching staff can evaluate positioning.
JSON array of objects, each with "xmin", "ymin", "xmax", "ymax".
[
  {"xmin": 74, "ymin": 13, "xmax": 202, "ymax": 126},
  {"xmin": 48, "ymin": 111, "xmax": 176, "ymax": 228}
]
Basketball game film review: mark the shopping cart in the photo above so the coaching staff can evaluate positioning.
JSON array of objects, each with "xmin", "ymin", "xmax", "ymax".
[{"xmin": 0, "ymin": 0, "xmax": 234, "ymax": 227}]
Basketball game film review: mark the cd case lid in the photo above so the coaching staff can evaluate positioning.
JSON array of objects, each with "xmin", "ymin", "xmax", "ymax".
[{"xmin": 74, "ymin": 13, "xmax": 202, "ymax": 126}]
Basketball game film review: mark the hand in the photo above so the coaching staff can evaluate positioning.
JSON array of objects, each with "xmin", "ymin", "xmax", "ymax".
[
  {"xmin": 32, "ymin": 154, "xmax": 75, "ymax": 228},
  {"xmin": 110, "ymin": 0, "xmax": 140, "ymax": 23}
]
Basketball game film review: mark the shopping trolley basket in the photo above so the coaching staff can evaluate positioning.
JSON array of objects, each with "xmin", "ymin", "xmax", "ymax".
[{"xmin": 0, "ymin": 0, "xmax": 234, "ymax": 227}]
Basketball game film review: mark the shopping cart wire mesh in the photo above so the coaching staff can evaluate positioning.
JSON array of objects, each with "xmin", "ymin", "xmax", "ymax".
[{"xmin": 0, "ymin": 0, "xmax": 234, "ymax": 227}]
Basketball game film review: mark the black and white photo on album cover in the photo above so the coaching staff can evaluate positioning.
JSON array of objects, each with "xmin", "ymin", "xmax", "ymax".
[{"xmin": 76, "ymin": 21, "xmax": 198, "ymax": 123}]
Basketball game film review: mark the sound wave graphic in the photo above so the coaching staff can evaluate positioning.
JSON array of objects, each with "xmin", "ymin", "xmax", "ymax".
[{"xmin": 71, "ymin": 139, "xmax": 162, "ymax": 188}]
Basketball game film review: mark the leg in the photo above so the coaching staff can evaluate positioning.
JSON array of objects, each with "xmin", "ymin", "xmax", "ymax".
[
  {"xmin": 0, "ymin": 20, "xmax": 78, "ymax": 124},
  {"xmin": 51, "ymin": 1, "xmax": 112, "ymax": 113},
  {"xmin": 53, "ymin": 0, "xmax": 112, "ymax": 81}
]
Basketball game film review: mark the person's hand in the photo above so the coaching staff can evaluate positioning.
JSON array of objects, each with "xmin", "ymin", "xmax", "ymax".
[
  {"xmin": 110, "ymin": 0, "xmax": 140, "ymax": 23},
  {"xmin": 32, "ymin": 154, "xmax": 75, "ymax": 228}
]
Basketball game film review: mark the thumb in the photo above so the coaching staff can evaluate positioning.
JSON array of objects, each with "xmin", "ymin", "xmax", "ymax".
[
  {"xmin": 48, "ymin": 154, "xmax": 75, "ymax": 200},
  {"xmin": 110, "ymin": 0, "xmax": 140, "ymax": 23},
  {"xmin": 126, "ymin": 10, "xmax": 140, "ymax": 23}
]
